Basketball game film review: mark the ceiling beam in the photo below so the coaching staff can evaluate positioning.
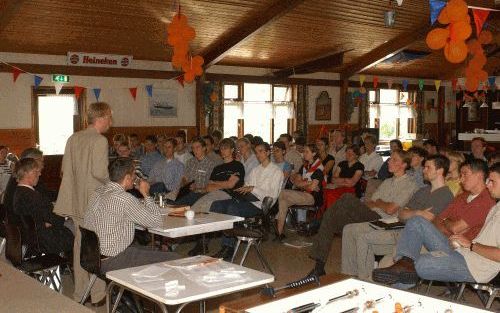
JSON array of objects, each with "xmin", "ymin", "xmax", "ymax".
[
  {"xmin": 201, "ymin": 0, "xmax": 306, "ymax": 68},
  {"xmin": 272, "ymin": 49, "xmax": 352, "ymax": 78},
  {"xmin": 0, "ymin": 0, "xmax": 25, "ymax": 34},
  {"xmin": 340, "ymin": 20, "xmax": 432, "ymax": 80}
]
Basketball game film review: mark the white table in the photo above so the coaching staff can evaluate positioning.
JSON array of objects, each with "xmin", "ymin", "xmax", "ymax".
[
  {"xmin": 105, "ymin": 257, "xmax": 274, "ymax": 313},
  {"xmin": 148, "ymin": 212, "xmax": 244, "ymax": 238}
]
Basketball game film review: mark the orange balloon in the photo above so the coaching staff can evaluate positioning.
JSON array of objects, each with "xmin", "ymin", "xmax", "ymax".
[
  {"xmin": 426, "ymin": 28, "xmax": 450, "ymax": 50},
  {"xmin": 192, "ymin": 55, "xmax": 204, "ymax": 67},
  {"xmin": 449, "ymin": 20, "xmax": 472, "ymax": 42},
  {"xmin": 477, "ymin": 69, "xmax": 488, "ymax": 82},
  {"xmin": 184, "ymin": 71, "xmax": 195, "ymax": 83},
  {"xmin": 469, "ymin": 52, "xmax": 487, "ymax": 69},
  {"xmin": 172, "ymin": 53, "xmax": 188, "ymax": 69},
  {"xmin": 465, "ymin": 76, "xmax": 479, "ymax": 92},
  {"xmin": 173, "ymin": 44, "xmax": 189, "ymax": 57},
  {"xmin": 447, "ymin": 0, "xmax": 469, "ymax": 23},
  {"xmin": 479, "ymin": 30, "xmax": 493, "ymax": 44},
  {"xmin": 210, "ymin": 92, "xmax": 218, "ymax": 102},
  {"xmin": 467, "ymin": 39, "xmax": 482, "ymax": 55},
  {"xmin": 438, "ymin": 6, "xmax": 450, "ymax": 25},
  {"xmin": 444, "ymin": 40, "xmax": 468, "ymax": 63}
]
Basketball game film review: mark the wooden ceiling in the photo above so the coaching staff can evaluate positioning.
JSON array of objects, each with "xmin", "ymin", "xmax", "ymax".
[{"xmin": 0, "ymin": 0, "xmax": 498, "ymax": 79}]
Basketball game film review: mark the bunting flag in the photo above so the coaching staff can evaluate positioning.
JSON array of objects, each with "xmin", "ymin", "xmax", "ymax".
[
  {"xmin": 402, "ymin": 79, "xmax": 408, "ymax": 91},
  {"xmin": 129, "ymin": 87, "xmax": 137, "ymax": 101},
  {"xmin": 387, "ymin": 78, "xmax": 393, "ymax": 89},
  {"xmin": 93, "ymin": 88, "xmax": 101, "ymax": 101},
  {"xmin": 12, "ymin": 68, "xmax": 22, "ymax": 82},
  {"xmin": 451, "ymin": 78, "xmax": 458, "ymax": 91},
  {"xmin": 488, "ymin": 76, "xmax": 496, "ymax": 90},
  {"xmin": 359, "ymin": 74, "xmax": 365, "ymax": 87},
  {"xmin": 54, "ymin": 82, "xmax": 64, "ymax": 95},
  {"xmin": 434, "ymin": 80, "xmax": 441, "ymax": 91},
  {"xmin": 74, "ymin": 86, "xmax": 84, "ymax": 100},
  {"xmin": 472, "ymin": 9, "xmax": 490, "ymax": 37},
  {"xmin": 145, "ymin": 84, "xmax": 153, "ymax": 97},
  {"xmin": 176, "ymin": 75, "xmax": 185, "ymax": 87},
  {"xmin": 34, "ymin": 75, "xmax": 43, "ymax": 88},
  {"xmin": 429, "ymin": 0, "xmax": 447, "ymax": 25},
  {"xmin": 373, "ymin": 76, "xmax": 379, "ymax": 88},
  {"xmin": 418, "ymin": 79, "xmax": 424, "ymax": 91}
]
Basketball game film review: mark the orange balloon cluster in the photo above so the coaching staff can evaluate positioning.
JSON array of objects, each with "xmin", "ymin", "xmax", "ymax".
[
  {"xmin": 167, "ymin": 13, "xmax": 204, "ymax": 83},
  {"xmin": 465, "ymin": 30, "xmax": 493, "ymax": 92},
  {"xmin": 426, "ymin": 0, "xmax": 472, "ymax": 63}
]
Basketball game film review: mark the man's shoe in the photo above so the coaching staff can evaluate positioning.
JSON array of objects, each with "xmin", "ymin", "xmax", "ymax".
[
  {"xmin": 274, "ymin": 233, "xmax": 286, "ymax": 242},
  {"xmin": 372, "ymin": 257, "xmax": 418, "ymax": 285}
]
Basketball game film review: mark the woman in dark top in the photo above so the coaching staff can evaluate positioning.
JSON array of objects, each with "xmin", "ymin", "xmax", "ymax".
[
  {"xmin": 316, "ymin": 137, "xmax": 335, "ymax": 183},
  {"xmin": 276, "ymin": 144, "xmax": 324, "ymax": 240},
  {"xmin": 321, "ymin": 145, "xmax": 364, "ymax": 216},
  {"xmin": 13, "ymin": 158, "xmax": 73, "ymax": 256}
]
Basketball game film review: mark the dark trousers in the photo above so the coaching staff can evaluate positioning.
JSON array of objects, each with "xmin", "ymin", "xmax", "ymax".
[
  {"xmin": 101, "ymin": 245, "xmax": 179, "ymax": 273},
  {"xmin": 175, "ymin": 191, "xmax": 205, "ymax": 206},
  {"xmin": 311, "ymin": 193, "xmax": 380, "ymax": 262},
  {"xmin": 210, "ymin": 199, "xmax": 262, "ymax": 247}
]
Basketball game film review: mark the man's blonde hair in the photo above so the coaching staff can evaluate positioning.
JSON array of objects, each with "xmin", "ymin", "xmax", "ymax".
[{"xmin": 87, "ymin": 102, "xmax": 111, "ymax": 124}]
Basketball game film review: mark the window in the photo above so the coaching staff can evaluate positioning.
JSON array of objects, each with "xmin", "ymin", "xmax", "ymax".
[
  {"xmin": 223, "ymin": 84, "xmax": 241, "ymax": 100},
  {"xmin": 223, "ymin": 83, "xmax": 294, "ymax": 142},
  {"xmin": 369, "ymin": 89, "xmax": 416, "ymax": 141}
]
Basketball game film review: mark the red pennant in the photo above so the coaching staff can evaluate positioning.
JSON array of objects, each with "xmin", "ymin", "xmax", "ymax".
[
  {"xmin": 176, "ymin": 75, "xmax": 184, "ymax": 87},
  {"xmin": 129, "ymin": 87, "xmax": 137, "ymax": 101},
  {"xmin": 472, "ymin": 9, "xmax": 490, "ymax": 37},
  {"xmin": 74, "ymin": 86, "xmax": 84, "ymax": 100},
  {"xmin": 12, "ymin": 68, "xmax": 22, "ymax": 82},
  {"xmin": 373, "ymin": 76, "xmax": 379, "ymax": 89},
  {"xmin": 451, "ymin": 78, "xmax": 458, "ymax": 91}
]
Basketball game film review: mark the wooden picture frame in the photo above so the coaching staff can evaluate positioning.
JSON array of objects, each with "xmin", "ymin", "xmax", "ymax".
[{"xmin": 315, "ymin": 91, "xmax": 331, "ymax": 121}]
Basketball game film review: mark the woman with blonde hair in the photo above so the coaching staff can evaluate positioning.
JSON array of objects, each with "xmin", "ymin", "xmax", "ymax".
[{"xmin": 445, "ymin": 150, "xmax": 464, "ymax": 196}]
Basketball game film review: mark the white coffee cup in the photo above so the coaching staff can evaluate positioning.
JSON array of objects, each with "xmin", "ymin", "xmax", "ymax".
[{"xmin": 185, "ymin": 210, "xmax": 195, "ymax": 220}]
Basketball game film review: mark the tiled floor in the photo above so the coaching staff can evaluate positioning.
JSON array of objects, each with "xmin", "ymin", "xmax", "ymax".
[{"xmin": 56, "ymin": 232, "xmax": 498, "ymax": 312}]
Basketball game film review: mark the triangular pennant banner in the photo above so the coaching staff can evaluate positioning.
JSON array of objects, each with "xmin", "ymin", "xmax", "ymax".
[
  {"xmin": 129, "ymin": 87, "xmax": 137, "ymax": 101},
  {"xmin": 418, "ymin": 79, "xmax": 424, "ymax": 91},
  {"xmin": 176, "ymin": 75, "xmax": 185, "ymax": 87},
  {"xmin": 12, "ymin": 68, "xmax": 22, "ymax": 83},
  {"xmin": 488, "ymin": 76, "xmax": 496, "ymax": 89},
  {"xmin": 451, "ymin": 78, "xmax": 458, "ymax": 91},
  {"xmin": 472, "ymin": 9, "xmax": 490, "ymax": 37},
  {"xmin": 434, "ymin": 80, "xmax": 441, "ymax": 91},
  {"xmin": 54, "ymin": 82, "xmax": 64, "ymax": 95},
  {"xmin": 359, "ymin": 74, "xmax": 365, "ymax": 87},
  {"xmin": 429, "ymin": 0, "xmax": 447, "ymax": 25},
  {"xmin": 402, "ymin": 79, "xmax": 408, "ymax": 91},
  {"xmin": 145, "ymin": 85, "xmax": 153, "ymax": 97},
  {"xmin": 373, "ymin": 76, "xmax": 379, "ymax": 88},
  {"xmin": 34, "ymin": 75, "xmax": 43, "ymax": 88},
  {"xmin": 74, "ymin": 86, "xmax": 84, "ymax": 100},
  {"xmin": 93, "ymin": 88, "xmax": 101, "ymax": 101},
  {"xmin": 387, "ymin": 79, "xmax": 393, "ymax": 89}
]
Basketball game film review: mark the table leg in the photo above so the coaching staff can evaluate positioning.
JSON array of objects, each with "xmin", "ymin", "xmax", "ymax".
[
  {"xmin": 202, "ymin": 234, "xmax": 206, "ymax": 254},
  {"xmin": 151, "ymin": 233, "xmax": 155, "ymax": 249},
  {"xmin": 199, "ymin": 300, "xmax": 206, "ymax": 313}
]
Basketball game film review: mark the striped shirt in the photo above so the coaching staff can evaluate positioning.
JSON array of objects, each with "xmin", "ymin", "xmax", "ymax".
[
  {"xmin": 83, "ymin": 181, "xmax": 162, "ymax": 257},
  {"xmin": 184, "ymin": 156, "xmax": 217, "ymax": 189},
  {"xmin": 148, "ymin": 158, "xmax": 184, "ymax": 192}
]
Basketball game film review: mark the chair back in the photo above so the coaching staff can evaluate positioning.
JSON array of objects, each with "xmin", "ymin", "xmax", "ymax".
[
  {"xmin": 20, "ymin": 215, "xmax": 42, "ymax": 256},
  {"xmin": 79, "ymin": 226, "xmax": 102, "ymax": 275},
  {"xmin": 4, "ymin": 223, "xmax": 23, "ymax": 267}
]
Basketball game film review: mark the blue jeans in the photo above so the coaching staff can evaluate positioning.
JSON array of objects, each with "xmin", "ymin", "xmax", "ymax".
[
  {"xmin": 210, "ymin": 199, "xmax": 261, "ymax": 247},
  {"xmin": 416, "ymin": 251, "xmax": 475, "ymax": 283},
  {"xmin": 396, "ymin": 216, "xmax": 452, "ymax": 261}
]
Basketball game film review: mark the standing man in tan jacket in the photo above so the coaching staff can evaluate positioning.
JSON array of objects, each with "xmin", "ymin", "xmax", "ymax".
[{"xmin": 54, "ymin": 102, "xmax": 112, "ymax": 304}]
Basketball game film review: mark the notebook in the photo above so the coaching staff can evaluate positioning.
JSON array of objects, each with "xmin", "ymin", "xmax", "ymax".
[{"xmin": 223, "ymin": 189, "xmax": 260, "ymax": 202}]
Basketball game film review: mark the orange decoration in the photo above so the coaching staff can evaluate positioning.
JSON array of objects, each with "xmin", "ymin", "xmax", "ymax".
[
  {"xmin": 447, "ymin": 0, "xmax": 469, "ymax": 22},
  {"xmin": 438, "ymin": 7, "xmax": 450, "ymax": 25},
  {"xmin": 444, "ymin": 41, "xmax": 468, "ymax": 63},
  {"xmin": 467, "ymin": 39, "xmax": 483, "ymax": 54},
  {"xmin": 477, "ymin": 69, "xmax": 488, "ymax": 82},
  {"xmin": 184, "ymin": 71, "xmax": 195, "ymax": 83},
  {"xmin": 465, "ymin": 76, "xmax": 479, "ymax": 92},
  {"xmin": 470, "ymin": 53, "xmax": 487, "ymax": 69},
  {"xmin": 210, "ymin": 92, "xmax": 218, "ymax": 102},
  {"xmin": 478, "ymin": 30, "xmax": 493, "ymax": 44},
  {"xmin": 449, "ymin": 20, "xmax": 472, "ymax": 41},
  {"xmin": 426, "ymin": 28, "xmax": 450, "ymax": 49},
  {"xmin": 171, "ymin": 53, "xmax": 189, "ymax": 69}
]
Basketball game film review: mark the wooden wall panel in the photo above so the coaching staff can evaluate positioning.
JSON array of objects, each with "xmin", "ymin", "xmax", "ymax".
[
  {"xmin": 0, "ymin": 128, "xmax": 36, "ymax": 156},
  {"xmin": 306, "ymin": 124, "xmax": 359, "ymax": 143}
]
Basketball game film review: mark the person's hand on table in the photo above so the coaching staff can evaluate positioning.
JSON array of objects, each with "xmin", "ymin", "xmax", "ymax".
[{"xmin": 235, "ymin": 186, "xmax": 253, "ymax": 194}]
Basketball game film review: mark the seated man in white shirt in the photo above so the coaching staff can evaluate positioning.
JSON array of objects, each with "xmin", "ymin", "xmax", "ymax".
[
  {"xmin": 359, "ymin": 134, "xmax": 383, "ymax": 180},
  {"xmin": 210, "ymin": 142, "xmax": 284, "ymax": 259},
  {"xmin": 83, "ymin": 158, "xmax": 178, "ymax": 273}
]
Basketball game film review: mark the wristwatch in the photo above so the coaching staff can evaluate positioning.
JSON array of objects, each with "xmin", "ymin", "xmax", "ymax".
[{"xmin": 470, "ymin": 242, "xmax": 475, "ymax": 251}]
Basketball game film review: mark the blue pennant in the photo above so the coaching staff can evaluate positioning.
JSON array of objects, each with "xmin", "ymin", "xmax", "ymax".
[
  {"xmin": 429, "ymin": 0, "xmax": 447, "ymax": 25},
  {"xmin": 34, "ymin": 75, "xmax": 43, "ymax": 88},
  {"xmin": 145, "ymin": 84, "xmax": 153, "ymax": 97},
  {"xmin": 93, "ymin": 88, "xmax": 101, "ymax": 101},
  {"xmin": 402, "ymin": 79, "xmax": 409, "ymax": 91},
  {"xmin": 488, "ymin": 76, "xmax": 496, "ymax": 89}
]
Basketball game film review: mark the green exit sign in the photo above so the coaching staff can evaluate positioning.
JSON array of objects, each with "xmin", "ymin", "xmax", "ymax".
[{"xmin": 52, "ymin": 74, "xmax": 70, "ymax": 83}]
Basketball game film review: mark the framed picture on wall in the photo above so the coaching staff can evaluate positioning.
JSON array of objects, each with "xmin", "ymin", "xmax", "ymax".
[
  {"xmin": 149, "ymin": 88, "xmax": 178, "ymax": 117},
  {"xmin": 467, "ymin": 102, "xmax": 480, "ymax": 121},
  {"xmin": 315, "ymin": 91, "xmax": 331, "ymax": 121}
]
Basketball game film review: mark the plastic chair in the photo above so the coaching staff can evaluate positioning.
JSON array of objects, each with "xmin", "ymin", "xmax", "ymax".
[
  {"xmin": 456, "ymin": 273, "xmax": 500, "ymax": 309},
  {"xmin": 79, "ymin": 226, "xmax": 107, "ymax": 304},
  {"xmin": 223, "ymin": 197, "xmax": 275, "ymax": 275}
]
